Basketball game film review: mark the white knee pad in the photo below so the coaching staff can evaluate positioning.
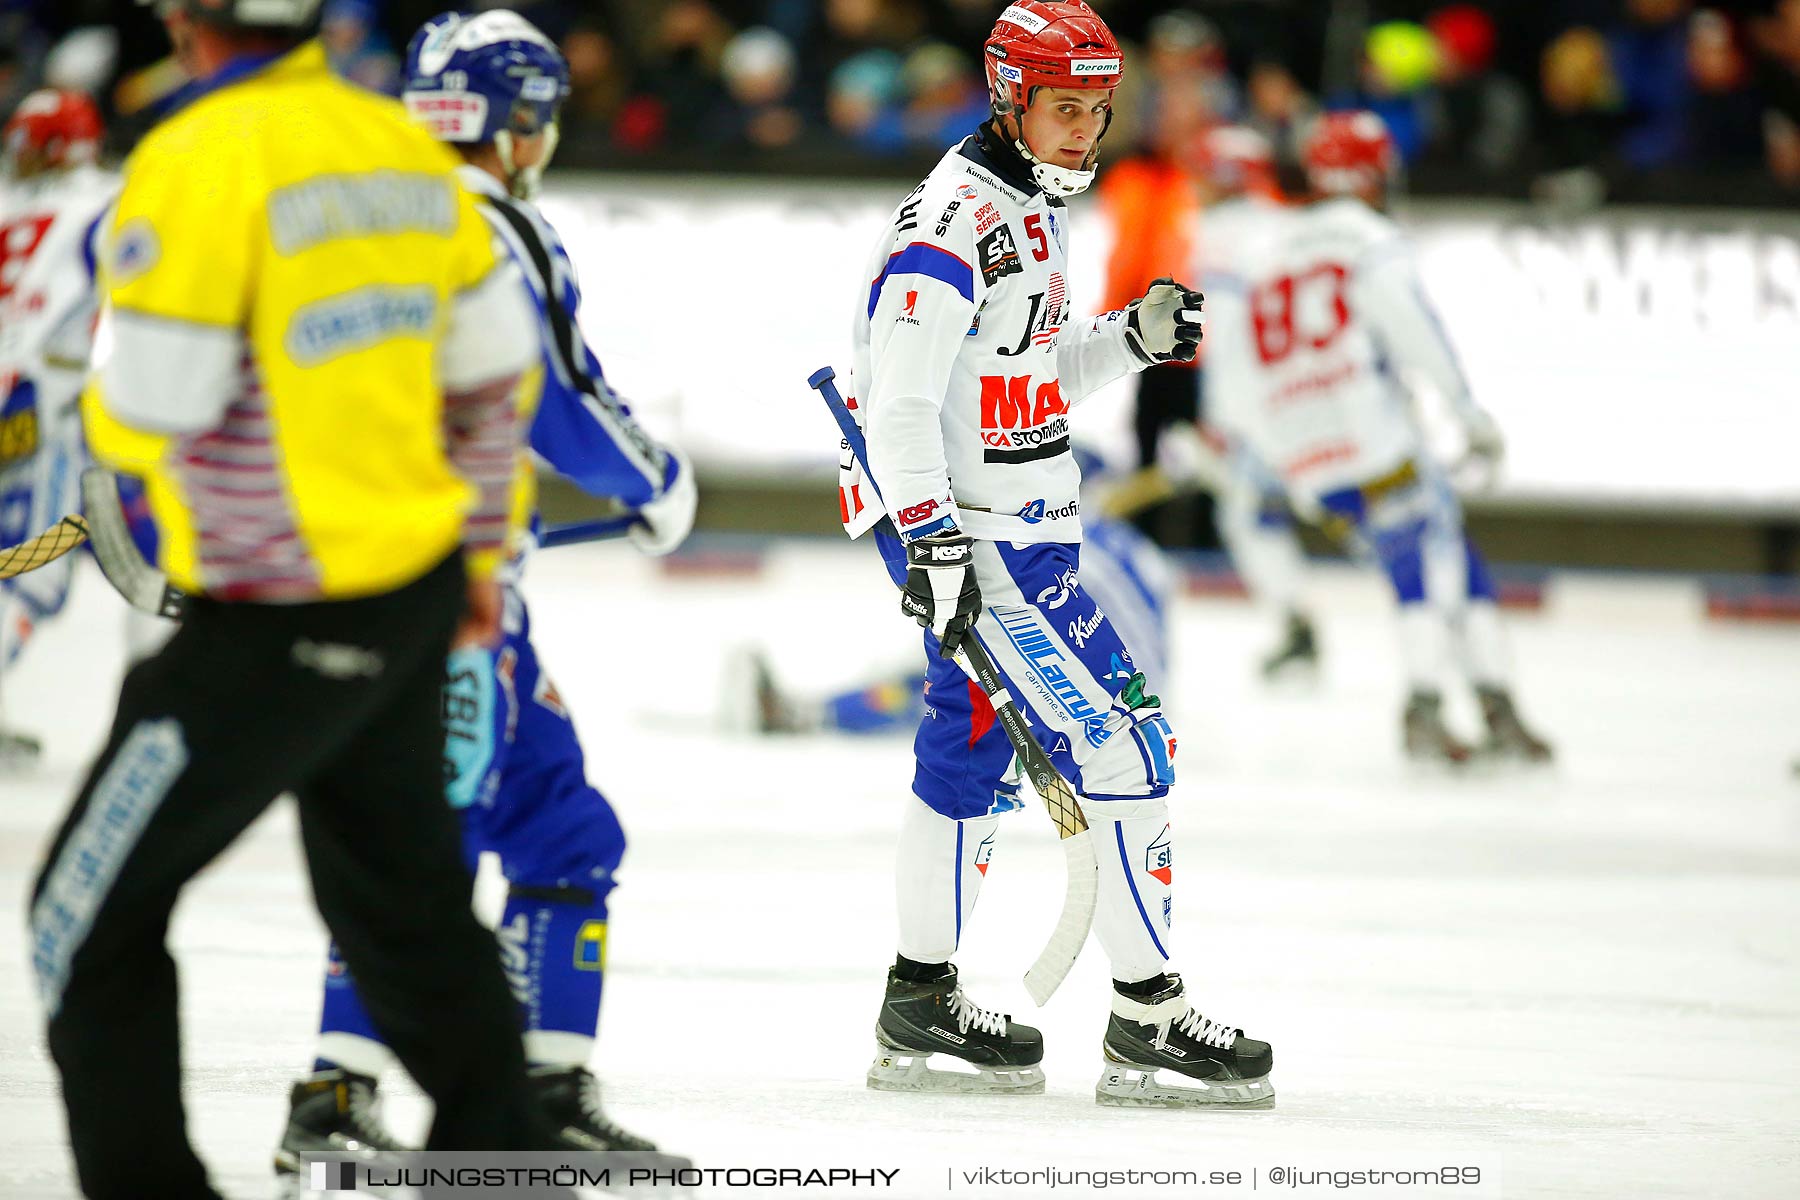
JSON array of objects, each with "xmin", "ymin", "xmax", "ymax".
[
  {"xmin": 1079, "ymin": 794, "xmax": 1175, "ymax": 985},
  {"xmin": 1078, "ymin": 708, "xmax": 1177, "ymax": 801},
  {"xmin": 894, "ymin": 795, "xmax": 999, "ymax": 964}
]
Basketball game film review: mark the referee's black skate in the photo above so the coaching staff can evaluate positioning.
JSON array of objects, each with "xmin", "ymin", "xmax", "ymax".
[
  {"xmin": 529, "ymin": 1065, "xmax": 692, "ymax": 1172},
  {"xmin": 273, "ymin": 1068, "xmax": 409, "ymax": 1190},
  {"xmin": 867, "ymin": 961, "xmax": 1045, "ymax": 1094},
  {"xmin": 1096, "ymin": 975, "xmax": 1274, "ymax": 1109}
]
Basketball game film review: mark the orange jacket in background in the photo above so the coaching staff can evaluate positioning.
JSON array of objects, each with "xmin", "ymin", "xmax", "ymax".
[{"xmin": 1098, "ymin": 153, "xmax": 1201, "ymax": 367}]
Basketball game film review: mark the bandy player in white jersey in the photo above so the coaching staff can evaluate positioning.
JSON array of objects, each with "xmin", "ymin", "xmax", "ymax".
[
  {"xmin": 1201, "ymin": 111, "xmax": 1552, "ymax": 764},
  {"xmin": 848, "ymin": 1, "xmax": 1273, "ymax": 1109},
  {"xmin": 0, "ymin": 90, "xmax": 114, "ymax": 766}
]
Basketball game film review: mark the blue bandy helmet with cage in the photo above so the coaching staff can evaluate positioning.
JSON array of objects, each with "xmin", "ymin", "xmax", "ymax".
[{"xmin": 403, "ymin": 10, "xmax": 571, "ymax": 197}]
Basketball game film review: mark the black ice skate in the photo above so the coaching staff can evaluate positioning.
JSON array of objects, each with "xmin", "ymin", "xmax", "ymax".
[
  {"xmin": 273, "ymin": 1068, "xmax": 409, "ymax": 1190},
  {"xmin": 1403, "ymin": 690, "xmax": 1473, "ymax": 764},
  {"xmin": 720, "ymin": 647, "xmax": 806, "ymax": 734},
  {"xmin": 529, "ymin": 1065, "xmax": 693, "ymax": 1173},
  {"xmin": 1259, "ymin": 612, "xmax": 1319, "ymax": 680},
  {"xmin": 1096, "ymin": 975, "xmax": 1274, "ymax": 1109},
  {"xmin": 1476, "ymin": 686, "xmax": 1554, "ymax": 763},
  {"xmin": 867, "ymin": 962, "xmax": 1045, "ymax": 1094}
]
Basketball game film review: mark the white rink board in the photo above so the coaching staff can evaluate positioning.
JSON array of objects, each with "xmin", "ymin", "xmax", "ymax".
[
  {"xmin": 537, "ymin": 175, "xmax": 1800, "ymax": 516},
  {"xmin": 2, "ymin": 550, "xmax": 1798, "ymax": 1198}
]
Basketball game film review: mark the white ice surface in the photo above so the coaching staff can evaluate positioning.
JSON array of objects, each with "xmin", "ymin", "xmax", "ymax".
[{"xmin": 2, "ymin": 545, "xmax": 1798, "ymax": 1199}]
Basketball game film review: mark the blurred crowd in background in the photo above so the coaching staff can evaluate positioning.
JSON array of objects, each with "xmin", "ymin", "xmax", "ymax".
[{"xmin": 7, "ymin": 0, "xmax": 1800, "ymax": 204}]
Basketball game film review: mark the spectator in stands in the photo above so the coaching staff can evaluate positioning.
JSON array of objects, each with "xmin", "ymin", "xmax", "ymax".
[
  {"xmin": 1138, "ymin": 11, "xmax": 1239, "ymax": 139},
  {"xmin": 826, "ymin": 49, "xmax": 904, "ymax": 151},
  {"xmin": 1685, "ymin": 8, "xmax": 1763, "ymax": 167},
  {"xmin": 559, "ymin": 18, "xmax": 642, "ymax": 149},
  {"xmin": 322, "ymin": 0, "xmax": 399, "ymax": 95},
  {"xmin": 643, "ymin": 0, "xmax": 734, "ymax": 150},
  {"xmin": 707, "ymin": 26, "xmax": 806, "ymax": 151},
  {"xmin": 1537, "ymin": 26, "xmax": 1628, "ymax": 174},
  {"xmin": 1425, "ymin": 4, "xmax": 1528, "ymax": 176},
  {"xmin": 858, "ymin": 40, "xmax": 987, "ymax": 154},
  {"xmin": 1346, "ymin": 21, "xmax": 1439, "ymax": 163},
  {"xmin": 1606, "ymin": 0, "xmax": 1693, "ymax": 169},
  {"xmin": 1244, "ymin": 59, "xmax": 1316, "ymax": 170},
  {"xmin": 1750, "ymin": 0, "xmax": 1800, "ymax": 185}
]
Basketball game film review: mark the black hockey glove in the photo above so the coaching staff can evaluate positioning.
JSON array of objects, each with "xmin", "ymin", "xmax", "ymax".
[
  {"xmin": 1124, "ymin": 278, "xmax": 1205, "ymax": 365},
  {"xmin": 901, "ymin": 530, "xmax": 981, "ymax": 658}
]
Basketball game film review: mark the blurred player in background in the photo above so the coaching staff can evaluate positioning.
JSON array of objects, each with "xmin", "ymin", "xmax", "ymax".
[
  {"xmin": 731, "ymin": 451, "xmax": 1174, "ymax": 736},
  {"xmin": 1201, "ymin": 110, "xmax": 1552, "ymax": 764},
  {"xmin": 273, "ymin": 11, "xmax": 695, "ymax": 1186},
  {"xmin": 1168, "ymin": 124, "xmax": 1321, "ymax": 681},
  {"xmin": 0, "ymin": 89, "xmax": 112, "ymax": 767},
  {"xmin": 848, "ymin": 0, "xmax": 1273, "ymax": 1109}
]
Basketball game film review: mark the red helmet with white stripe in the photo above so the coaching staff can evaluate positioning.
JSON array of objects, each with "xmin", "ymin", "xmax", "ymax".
[
  {"xmin": 3, "ymin": 90, "xmax": 103, "ymax": 178},
  {"xmin": 983, "ymin": 2, "xmax": 1124, "ymax": 196},
  {"xmin": 1301, "ymin": 110, "xmax": 1398, "ymax": 197}
]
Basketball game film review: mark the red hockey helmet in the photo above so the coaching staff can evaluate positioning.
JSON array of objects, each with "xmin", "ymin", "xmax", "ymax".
[
  {"xmin": 1301, "ymin": 110, "xmax": 1397, "ymax": 196},
  {"xmin": 1187, "ymin": 124, "xmax": 1278, "ymax": 198},
  {"xmin": 3, "ymin": 90, "xmax": 103, "ymax": 177},
  {"xmin": 983, "ymin": 2, "xmax": 1124, "ymax": 195}
]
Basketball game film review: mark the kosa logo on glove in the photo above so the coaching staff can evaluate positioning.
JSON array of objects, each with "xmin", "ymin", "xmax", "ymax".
[{"xmin": 896, "ymin": 499, "xmax": 940, "ymax": 527}]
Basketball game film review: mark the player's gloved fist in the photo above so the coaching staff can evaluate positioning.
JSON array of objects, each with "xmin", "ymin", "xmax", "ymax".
[
  {"xmin": 901, "ymin": 530, "xmax": 981, "ymax": 658},
  {"xmin": 1124, "ymin": 278, "xmax": 1205, "ymax": 365},
  {"xmin": 629, "ymin": 446, "xmax": 698, "ymax": 557}
]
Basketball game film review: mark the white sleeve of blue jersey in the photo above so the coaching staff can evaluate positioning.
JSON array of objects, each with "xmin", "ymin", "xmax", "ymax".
[
  {"xmin": 1355, "ymin": 238, "xmax": 1481, "ymax": 423},
  {"xmin": 482, "ymin": 196, "xmax": 671, "ymax": 507},
  {"xmin": 1055, "ymin": 306, "xmax": 1140, "ymax": 408}
]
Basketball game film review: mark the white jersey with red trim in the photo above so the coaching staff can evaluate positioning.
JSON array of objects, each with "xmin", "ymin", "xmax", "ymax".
[
  {"xmin": 1, "ymin": 165, "xmax": 112, "ymax": 662},
  {"xmin": 1200, "ymin": 195, "xmax": 1479, "ymax": 502},
  {"xmin": 850, "ymin": 134, "xmax": 1142, "ymax": 544},
  {"xmin": 0, "ymin": 164, "xmax": 114, "ymax": 391}
]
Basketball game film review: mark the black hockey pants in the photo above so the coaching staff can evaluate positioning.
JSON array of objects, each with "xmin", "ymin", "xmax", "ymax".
[{"xmin": 29, "ymin": 553, "xmax": 542, "ymax": 1199}]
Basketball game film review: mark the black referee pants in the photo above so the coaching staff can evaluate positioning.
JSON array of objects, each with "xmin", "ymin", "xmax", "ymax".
[{"xmin": 30, "ymin": 553, "xmax": 541, "ymax": 1199}]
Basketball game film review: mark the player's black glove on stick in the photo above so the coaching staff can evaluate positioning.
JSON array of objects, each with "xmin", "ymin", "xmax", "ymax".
[
  {"xmin": 902, "ymin": 530, "xmax": 981, "ymax": 658},
  {"xmin": 1125, "ymin": 277, "xmax": 1205, "ymax": 365}
]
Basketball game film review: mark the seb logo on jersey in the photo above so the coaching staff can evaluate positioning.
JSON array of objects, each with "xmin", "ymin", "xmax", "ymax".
[{"xmin": 979, "ymin": 374, "xmax": 1068, "ymax": 464}]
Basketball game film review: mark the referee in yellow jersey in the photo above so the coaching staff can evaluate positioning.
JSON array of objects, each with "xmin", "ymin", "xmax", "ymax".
[{"xmin": 28, "ymin": 3, "xmax": 560, "ymax": 1195}]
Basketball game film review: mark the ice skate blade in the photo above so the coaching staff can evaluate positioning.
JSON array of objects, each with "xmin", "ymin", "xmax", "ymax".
[
  {"xmin": 1094, "ymin": 1056, "xmax": 1275, "ymax": 1110},
  {"xmin": 867, "ymin": 1047, "xmax": 1046, "ymax": 1095}
]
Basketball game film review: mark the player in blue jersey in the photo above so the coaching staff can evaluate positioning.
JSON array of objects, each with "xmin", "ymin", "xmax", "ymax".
[{"xmin": 273, "ymin": 12, "xmax": 696, "ymax": 1184}]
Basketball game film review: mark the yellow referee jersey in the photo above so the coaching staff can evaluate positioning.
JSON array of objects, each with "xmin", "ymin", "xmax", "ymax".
[{"xmin": 83, "ymin": 41, "xmax": 532, "ymax": 601}]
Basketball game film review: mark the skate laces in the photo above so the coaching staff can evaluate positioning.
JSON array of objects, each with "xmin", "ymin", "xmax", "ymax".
[
  {"xmin": 574, "ymin": 1071, "xmax": 653, "ymax": 1151},
  {"xmin": 1157, "ymin": 1004, "xmax": 1239, "ymax": 1053},
  {"xmin": 948, "ymin": 987, "xmax": 1008, "ymax": 1037},
  {"xmin": 341, "ymin": 1078, "xmax": 395, "ymax": 1144}
]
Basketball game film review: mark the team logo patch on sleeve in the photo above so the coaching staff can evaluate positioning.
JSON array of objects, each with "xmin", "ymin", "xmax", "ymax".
[
  {"xmin": 978, "ymin": 226, "xmax": 1022, "ymax": 286},
  {"xmin": 109, "ymin": 218, "xmax": 159, "ymax": 284},
  {"xmin": 574, "ymin": 920, "xmax": 607, "ymax": 971}
]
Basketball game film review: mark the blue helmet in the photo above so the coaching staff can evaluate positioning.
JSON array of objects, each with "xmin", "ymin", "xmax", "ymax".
[{"xmin": 403, "ymin": 10, "xmax": 570, "ymax": 194}]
